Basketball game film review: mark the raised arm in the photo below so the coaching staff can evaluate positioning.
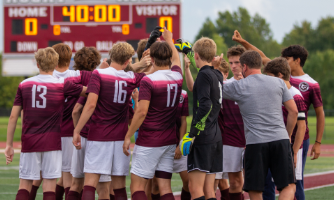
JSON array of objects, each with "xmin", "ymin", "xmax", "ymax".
[
  {"xmin": 232, "ymin": 30, "xmax": 271, "ymax": 66},
  {"xmin": 162, "ymin": 27, "xmax": 181, "ymax": 68},
  {"xmin": 184, "ymin": 55, "xmax": 194, "ymax": 92}
]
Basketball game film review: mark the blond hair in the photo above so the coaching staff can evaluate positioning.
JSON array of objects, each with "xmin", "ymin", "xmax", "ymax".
[
  {"xmin": 35, "ymin": 47, "xmax": 59, "ymax": 72},
  {"xmin": 193, "ymin": 37, "xmax": 217, "ymax": 63},
  {"xmin": 109, "ymin": 42, "xmax": 135, "ymax": 65}
]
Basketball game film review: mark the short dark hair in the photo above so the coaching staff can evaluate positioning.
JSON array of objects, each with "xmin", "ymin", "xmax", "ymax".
[
  {"xmin": 263, "ymin": 57, "xmax": 291, "ymax": 81},
  {"xmin": 281, "ymin": 45, "xmax": 308, "ymax": 67},
  {"xmin": 150, "ymin": 42, "xmax": 172, "ymax": 67},
  {"xmin": 227, "ymin": 45, "xmax": 246, "ymax": 58},
  {"xmin": 137, "ymin": 39, "xmax": 148, "ymax": 60},
  {"xmin": 239, "ymin": 50, "xmax": 262, "ymax": 69},
  {"xmin": 73, "ymin": 47, "xmax": 101, "ymax": 71},
  {"xmin": 52, "ymin": 43, "xmax": 72, "ymax": 67}
]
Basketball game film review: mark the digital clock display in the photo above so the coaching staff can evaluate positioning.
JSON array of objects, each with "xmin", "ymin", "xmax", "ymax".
[{"xmin": 3, "ymin": 0, "xmax": 181, "ymax": 76}]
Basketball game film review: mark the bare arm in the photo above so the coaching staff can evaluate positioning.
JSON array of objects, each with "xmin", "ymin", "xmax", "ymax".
[
  {"xmin": 80, "ymin": 86, "xmax": 87, "ymax": 97},
  {"xmin": 73, "ymin": 93, "xmax": 98, "ymax": 149},
  {"xmin": 232, "ymin": 30, "xmax": 271, "ymax": 66},
  {"xmin": 131, "ymin": 55, "xmax": 151, "ymax": 71},
  {"xmin": 184, "ymin": 55, "xmax": 194, "ymax": 92},
  {"xmin": 123, "ymin": 100, "xmax": 150, "ymax": 156},
  {"xmin": 5, "ymin": 106, "xmax": 22, "ymax": 165},
  {"xmin": 179, "ymin": 116, "xmax": 187, "ymax": 140},
  {"xmin": 162, "ymin": 27, "xmax": 181, "ymax": 68},
  {"xmin": 311, "ymin": 106, "xmax": 325, "ymax": 160},
  {"xmin": 72, "ymin": 103, "xmax": 83, "ymax": 128},
  {"xmin": 132, "ymin": 88, "xmax": 139, "ymax": 113},
  {"xmin": 283, "ymin": 99, "xmax": 299, "ymax": 137}
]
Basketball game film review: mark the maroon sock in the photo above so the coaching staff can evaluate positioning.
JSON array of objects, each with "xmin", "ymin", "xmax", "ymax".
[
  {"xmin": 43, "ymin": 192, "xmax": 56, "ymax": 200},
  {"xmin": 151, "ymin": 193, "xmax": 160, "ymax": 200},
  {"xmin": 79, "ymin": 190, "xmax": 83, "ymax": 200},
  {"xmin": 55, "ymin": 185, "xmax": 65, "ymax": 200},
  {"xmin": 181, "ymin": 188, "xmax": 191, "ymax": 200},
  {"xmin": 110, "ymin": 194, "xmax": 115, "ymax": 200},
  {"xmin": 82, "ymin": 186, "xmax": 96, "ymax": 200},
  {"xmin": 16, "ymin": 189, "xmax": 30, "ymax": 200},
  {"xmin": 160, "ymin": 193, "xmax": 174, "ymax": 200},
  {"xmin": 28, "ymin": 185, "xmax": 39, "ymax": 200},
  {"xmin": 229, "ymin": 192, "xmax": 242, "ymax": 200},
  {"xmin": 132, "ymin": 191, "xmax": 147, "ymax": 200},
  {"xmin": 114, "ymin": 188, "xmax": 127, "ymax": 200},
  {"xmin": 67, "ymin": 191, "xmax": 80, "ymax": 200},
  {"xmin": 64, "ymin": 187, "xmax": 70, "ymax": 200},
  {"xmin": 220, "ymin": 189, "xmax": 230, "ymax": 200}
]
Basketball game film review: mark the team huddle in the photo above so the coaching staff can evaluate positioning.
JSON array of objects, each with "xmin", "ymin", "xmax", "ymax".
[{"xmin": 4, "ymin": 27, "xmax": 324, "ymax": 200}]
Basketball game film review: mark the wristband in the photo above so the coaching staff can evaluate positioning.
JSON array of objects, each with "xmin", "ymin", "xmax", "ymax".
[{"xmin": 315, "ymin": 141, "xmax": 321, "ymax": 144}]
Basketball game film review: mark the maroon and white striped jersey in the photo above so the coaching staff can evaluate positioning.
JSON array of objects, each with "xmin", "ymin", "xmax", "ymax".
[
  {"xmin": 283, "ymin": 86, "xmax": 307, "ymax": 149},
  {"xmin": 136, "ymin": 66, "xmax": 183, "ymax": 147},
  {"xmin": 219, "ymin": 77, "xmax": 245, "ymax": 148},
  {"xmin": 14, "ymin": 74, "xmax": 83, "ymax": 152},
  {"xmin": 53, "ymin": 70, "xmax": 91, "ymax": 137},
  {"xmin": 290, "ymin": 74, "xmax": 323, "ymax": 141},
  {"xmin": 86, "ymin": 67, "xmax": 145, "ymax": 141}
]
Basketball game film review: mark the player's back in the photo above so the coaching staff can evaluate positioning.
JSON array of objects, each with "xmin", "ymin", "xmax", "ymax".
[
  {"xmin": 87, "ymin": 67, "xmax": 145, "ymax": 141},
  {"xmin": 136, "ymin": 66, "xmax": 183, "ymax": 147},
  {"xmin": 53, "ymin": 69, "xmax": 91, "ymax": 137},
  {"xmin": 14, "ymin": 74, "xmax": 68, "ymax": 152}
]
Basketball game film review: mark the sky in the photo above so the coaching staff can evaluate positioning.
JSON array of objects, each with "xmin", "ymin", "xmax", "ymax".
[{"xmin": 1, "ymin": 0, "xmax": 334, "ymax": 51}]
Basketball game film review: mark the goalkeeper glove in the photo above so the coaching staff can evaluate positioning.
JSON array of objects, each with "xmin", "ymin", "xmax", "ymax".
[
  {"xmin": 180, "ymin": 133, "xmax": 195, "ymax": 156},
  {"xmin": 145, "ymin": 26, "xmax": 162, "ymax": 50},
  {"xmin": 174, "ymin": 39, "xmax": 193, "ymax": 55}
]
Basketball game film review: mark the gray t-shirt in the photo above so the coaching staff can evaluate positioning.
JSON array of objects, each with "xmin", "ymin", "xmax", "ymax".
[{"xmin": 223, "ymin": 74, "xmax": 293, "ymax": 145}]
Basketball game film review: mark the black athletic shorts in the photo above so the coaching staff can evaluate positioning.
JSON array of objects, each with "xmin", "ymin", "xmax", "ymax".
[
  {"xmin": 187, "ymin": 140, "xmax": 222, "ymax": 173},
  {"xmin": 243, "ymin": 139, "xmax": 296, "ymax": 192}
]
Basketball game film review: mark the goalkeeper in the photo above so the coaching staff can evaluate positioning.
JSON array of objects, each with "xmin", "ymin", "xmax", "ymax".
[{"xmin": 178, "ymin": 37, "xmax": 224, "ymax": 200}]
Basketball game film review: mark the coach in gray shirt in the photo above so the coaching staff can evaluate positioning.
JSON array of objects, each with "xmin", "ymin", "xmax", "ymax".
[{"xmin": 223, "ymin": 51, "xmax": 298, "ymax": 200}]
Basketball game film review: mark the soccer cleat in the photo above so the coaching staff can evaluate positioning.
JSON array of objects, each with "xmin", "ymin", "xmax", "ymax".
[
  {"xmin": 145, "ymin": 26, "xmax": 163, "ymax": 50},
  {"xmin": 180, "ymin": 133, "xmax": 195, "ymax": 156}
]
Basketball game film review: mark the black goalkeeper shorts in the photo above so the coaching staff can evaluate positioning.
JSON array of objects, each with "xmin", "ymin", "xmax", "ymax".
[{"xmin": 187, "ymin": 140, "xmax": 222, "ymax": 174}]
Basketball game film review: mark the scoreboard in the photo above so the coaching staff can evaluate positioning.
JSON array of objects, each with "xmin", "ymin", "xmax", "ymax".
[{"xmin": 2, "ymin": 0, "xmax": 181, "ymax": 76}]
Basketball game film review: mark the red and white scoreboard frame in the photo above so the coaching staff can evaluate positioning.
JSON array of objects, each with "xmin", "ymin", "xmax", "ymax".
[{"xmin": 2, "ymin": 0, "xmax": 181, "ymax": 76}]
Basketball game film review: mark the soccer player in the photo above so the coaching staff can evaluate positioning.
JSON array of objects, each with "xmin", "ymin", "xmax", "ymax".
[
  {"xmin": 68, "ymin": 47, "xmax": 112, "ymax": 200},
  {"xmin": 73, "ymin": 42, "xmax": 147, "ymax": 200},
  {"xmin": 216, "ymin": 46, "xmax": 246, "ymax": 200},
  {"xmin": 122, "ymin": 27, "xmax": 183, "ymax": 200},
  {"xmin": 233, "ymin": 30, "xmax": 325, "ymax": 200},
  {"xmin": 5, "ymin": 47, "xmax": 86, "ymax": 200},
  {"xmin": 262, "ymin": 58, "xmax": 307, "ymax": 200},
  {"xmin": 180, "ymin": 37, "xmax": 224, "ymax": 200},
  {"xmin": 51, "ymin": 43, "xmax": 92, "ymax": 199},
  {"xmin": 223, "ymin": 50, "xmax": 298, "ymax": 200}
]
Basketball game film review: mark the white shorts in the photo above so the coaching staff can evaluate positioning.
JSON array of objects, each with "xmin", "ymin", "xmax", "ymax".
[
  {"xmin": 173, "ymin": 155, "xmax": 187, "ymax": 173},
  {"xmin": 295, "ymin": 148, "xmax": 303, "ymax": 180},
  {"xmin": 61, "ymin": 137, "xmax": 74, "ymax": 172},
  {"xmin": 131, "ymin": 144, "xmax": 176, "ymax": 179},
  {"xmin": 84, "ymin": 140, "xmax": 130, "ymax": 176},
  {"xmin": 223, "ymin": 145, "xmax": 244, "ymax": 173},
  {"xmin": 215, "ymin": 172, "xmax": 229, "ymax": 180},
  {"xmin": 19, "ymin": 151, "xmax": 62, "ymax": 180},
  {"xmin": 71, "ymin": 137, "xmax": 111, "ymax": 182}
]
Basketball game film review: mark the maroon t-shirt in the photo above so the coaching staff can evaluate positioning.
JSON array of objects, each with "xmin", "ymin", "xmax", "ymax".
[
  {"xmin": 290, "ymin": 74, "xmax": 323, "ymax": 140},
  {"xmin": 175, "ymin": 90, "xmax": 189, "ymax": 144},
  {"xmin": 77, "ymin": 96, "xmax": 90, "ymax": 138},
  {"xmin": 53, "ymin": 70, "xmax": 92, "ymax": 137},
  {"xmin": 86, "ymin": 68, "xmax": 145, "ymax": 141},
  {"xmin": 283, "ymin": 86, "xmax": 307, "ymax": 149},
  {"xmin": 219, "ymin": 78, "xmax": 246, "ymax": 148},
  {"xmin": 14, "ymin": 75, "xmax": 83, "ymax": 152},
  {"xmin": 136, "ymin": 66, "xmax": 183, "ymax": 147}
]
